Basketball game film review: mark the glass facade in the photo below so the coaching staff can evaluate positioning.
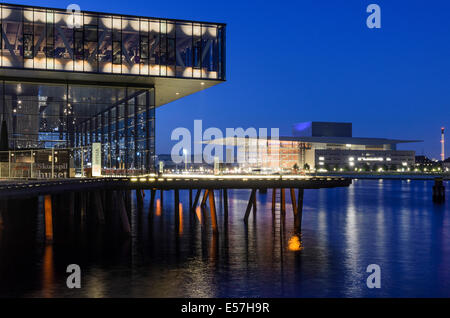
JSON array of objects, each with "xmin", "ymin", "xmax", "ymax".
[
  {"xmin": 0, "ymin": 81, "xmax": 155, "ymax": 173},
  {"xmin": 0, "ymin": 3, "xmax": 226, "ymax": 80}
]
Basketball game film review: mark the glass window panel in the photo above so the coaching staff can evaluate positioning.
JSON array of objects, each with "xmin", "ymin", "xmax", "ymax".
[
  {"xmin": 122, "ymin": 17, "xmax": 139, "ymax": 74},
  {"xmin": 33, "ymin": 10, "xmax": 47, "ymax": 69},
  {"xmin": 202, "ymin": 25, "xmax": 218, "ymax": 79},
  {"xmin": 54, "ymin": 12, "xmax": 74, "ymax": 71},
  {"xmin": 176, "ymin": 22, "xmax": 192, "ymax": 77},
  {"xmin": 149, "ymin": 20, "xmax": 160, "ymax": 75},
  {"xmin": 98, "ymin": 15, "xmax": 112, "ymax": 73},
  {"xmin": 2, "ymin": 6, "xmax": 23, "ymax": 68}
]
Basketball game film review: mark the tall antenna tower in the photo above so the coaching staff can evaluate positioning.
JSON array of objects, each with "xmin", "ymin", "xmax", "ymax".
[{"xmin": 441, "ymin": 127, "xmax": 445, "ymax": 161}]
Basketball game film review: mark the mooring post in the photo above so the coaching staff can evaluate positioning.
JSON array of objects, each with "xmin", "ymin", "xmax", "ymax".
[
  {"xmin": 208, "ymin": 189, "xmax": 218, "ymax": 234},
  {"xmin": 280, "ymin": 188, "xmax": 286, "ymax": 215},
  {"xmin": 189, "ymin": 189, "xmax": 193, "ymax": 212},
  {"xmin": 294, "ymin": 188, "xmax": 304, "ymax": 234},
  {"xmin": 44, "ymin": 195, "xmax": 53, "ymax": 243},
  {"xmin": 244, "ymin": 189, "xmax": 256, "ymax": 224},
  {"xmin": 433, "ymin": 177, "xmax": 446, "ymax": 203},
  {"xmin": 160, "ymin": 189, "xmax": 164, "ymax": 206}
]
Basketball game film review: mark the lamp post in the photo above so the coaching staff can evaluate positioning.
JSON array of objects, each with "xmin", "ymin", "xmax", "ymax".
[{"xmin": 183, "ymin": 148, "xmax": 188, "ymax": 171}]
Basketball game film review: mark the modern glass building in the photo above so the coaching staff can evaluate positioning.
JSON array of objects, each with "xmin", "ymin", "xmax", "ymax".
[{"xmin": 0, "ymin": 3, "xmax": 226, "ymax": 175}]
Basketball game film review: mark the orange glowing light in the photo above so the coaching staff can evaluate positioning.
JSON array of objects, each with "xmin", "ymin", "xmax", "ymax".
[
  {"xmin": 42, "ymin": 244, "xmax": 54, "ymax": 297},
  {"xmin": 178, "ymin": 203, "xmax": 183, "ymax": 235},
  {"xmin": 44, "ymin": 195, "xmax": 53, "ymax": 242},
  {"xmin": 288, "ymin": 235, "xmax": 303, "ymax": 251}
]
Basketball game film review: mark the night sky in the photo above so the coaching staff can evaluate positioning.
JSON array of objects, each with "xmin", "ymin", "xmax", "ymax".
[{"xmin": 9, "ymin": 0, "xmax": 450, "ymax": 159}]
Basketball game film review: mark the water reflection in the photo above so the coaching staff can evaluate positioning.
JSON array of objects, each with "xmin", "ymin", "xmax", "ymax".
[{"xmin": 0, "ymin": 180, "xmax": 449, "ymax": 297}]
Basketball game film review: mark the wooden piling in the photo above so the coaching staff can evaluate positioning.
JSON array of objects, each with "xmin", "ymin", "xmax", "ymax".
[
  {"xmin": 208, "ymin": 190, "xmax": 218, "ymax": 234},
  {"xmin": 117, "ymin": 191, "xmax": 131, "ymax": 235},
  {"xmin": 69, "ymin": 192, "xmax": 75, "ymax": 219},
  {"xmin": 136, "ymin": 188, "xmax": 144, "ymax": 210},
  {"xmin": 280, "ymin": 188, "xmax": 286, "ymax": 215},
  {"xmin": 201, "ymin": 189, "xmax": 209, "ymax": 208},
  {"xmin": 189, "ymin": 189, "xmax": 193, "ymax": 212},
  {"xmin": 294, "ymin": 188, "xmax": 304, "ymax": 234},
  {"xmin": 271, "ymin": 188, "xmax": 276, "ymax": 216},
  {"xmin": 223, "ymin": 189, "xmax": 229, "ymax": 220},
  {"xmin": 192, "ymin": 189, "xmax": 202, "ymax": 210},
  {"xmin": 290, "ymin": 188, "xmax": 297, "ymax": 213},
  {"xmin": 252, "ymin": 188, "xmax": 257, "ymax": 217},
  {"xmin": 244, "ymin": 189, "xmax": 256, "ymax": 224},
  {"xmin": 175, "ymin": 189, "xmax": 180, "ymax": 216},
  {"xmin": 93, "ymin": 191, "xmax": 105, "ymax": 225},
  {"xmin": 149, "ymin": 189, "xmax": 156, "ymax": 217}
]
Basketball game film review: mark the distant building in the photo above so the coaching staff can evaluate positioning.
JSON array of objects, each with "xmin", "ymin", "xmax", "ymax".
[
  {"xmin": 208, "ymin": 122, "xmax": 421, "ymax": 172},
  {"xmin": 443, "ymin": 157, "xmax": 450, "ymax": 172}
]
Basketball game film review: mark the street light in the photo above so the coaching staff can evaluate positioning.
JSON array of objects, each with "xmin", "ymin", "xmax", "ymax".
[{"xmin": 183, "ymin": 148, "xmax": 188, "ymax": 171}]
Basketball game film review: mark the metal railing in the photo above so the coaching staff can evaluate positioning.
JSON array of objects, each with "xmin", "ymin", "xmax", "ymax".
[{"xmin": 0, "ymin": 146, "xmax": 154, "ymax": 179}]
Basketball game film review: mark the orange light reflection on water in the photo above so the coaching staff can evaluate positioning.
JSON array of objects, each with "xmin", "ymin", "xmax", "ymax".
[
  {"xmin": 179, "ymin": 203, "xmax": 183, "ymax": 235},
  {"xmin": 156, "ymin": 199, "xmax": 161, "ymax": 216},
  {"xmin": 288, "ymin": 235, "xmax": 303, "ymax": 251}
]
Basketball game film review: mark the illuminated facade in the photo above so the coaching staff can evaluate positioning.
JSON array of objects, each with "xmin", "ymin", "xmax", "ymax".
[
  {"xmin": 208, "ymin": 122, "xmax": 420, "ymax": 172},
  {"xmin": 0, "ymin": 3, "xmax": 226, "ymax": 174}
]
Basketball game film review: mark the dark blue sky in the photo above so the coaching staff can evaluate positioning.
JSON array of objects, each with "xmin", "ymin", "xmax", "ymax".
[{"xmin": 11, "ymin": 0, "xmax": 450, "ymax": 159}]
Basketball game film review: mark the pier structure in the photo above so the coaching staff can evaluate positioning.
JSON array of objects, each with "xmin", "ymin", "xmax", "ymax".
[{"xmin": 0, "ymin": 175, "xmax": 351, "ymax": 241}]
